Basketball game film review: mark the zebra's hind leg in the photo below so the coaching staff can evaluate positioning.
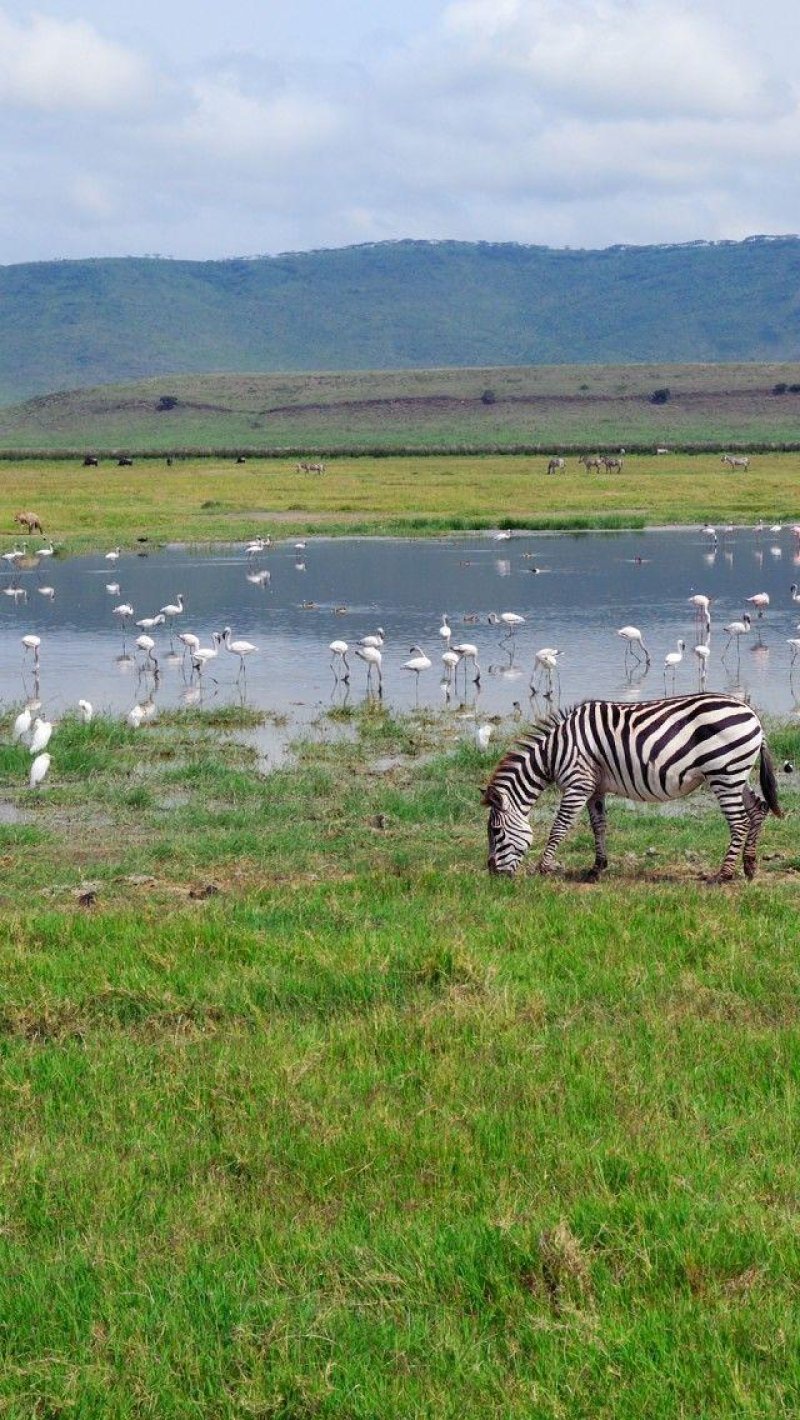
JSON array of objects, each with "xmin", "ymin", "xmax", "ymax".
[
  {"xmin": 705, "ymin": 778, "xmax": 750, "ymax": 882},
  {"xmin": 584, "ymin": 794, "xmax": 609, "ymax": 881},
  {"xmin": 742, "ymin": 785, "xmax": 770, "ymax": 880}
]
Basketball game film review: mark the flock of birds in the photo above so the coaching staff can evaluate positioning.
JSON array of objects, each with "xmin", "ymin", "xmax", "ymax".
[{"xmin": 6, "ymin": 517, "xmax": 800, "ymax": 787}]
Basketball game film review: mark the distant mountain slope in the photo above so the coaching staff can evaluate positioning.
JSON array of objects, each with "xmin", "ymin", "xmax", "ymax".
[{"xmin": 1, "ymin": 237, "xmax": 800, "ymax": 404}]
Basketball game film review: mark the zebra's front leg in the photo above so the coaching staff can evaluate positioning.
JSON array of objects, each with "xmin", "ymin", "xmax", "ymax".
[
  {"xmin": 537, "ymin": 784, "xmax": 591, "ymax": 875},
  {"xmin": 706, "ymin": 778, "xmax": 749, "ymax": 882},
  {"xmin": 584, "ymin": 794, "xmax": 609, "ymax": 881}
]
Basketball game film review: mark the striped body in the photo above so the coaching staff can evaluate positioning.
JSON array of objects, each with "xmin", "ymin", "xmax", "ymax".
[{"xmin": 483, "ymin": 694, "xmax": 782, "ymax": 882}]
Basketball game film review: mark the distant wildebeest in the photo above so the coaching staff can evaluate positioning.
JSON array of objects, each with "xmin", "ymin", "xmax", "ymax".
[
  {"xmin": 117, "ymin": 457, "xmax": 134, "ymax": 467},
  {"xmin": 82, "ymin": 455, "xmax": 99, "ymax": 467},
  {"xmin": 546, "ymin": 457, "xmax": 565, "ymax": 476},
  {"xmin": 235, "ymin": 456, "xmax": 247, "ymax": 464},
  {"xmin": 14, "ymin": 511, "xmax": 44, "ymax": 534},
  {"xmin": 721, "ymin": 453, "xmax": 750, "ymax": 471},
  {"xmin": 578, "ymin": 454, "xmax": 602, "ymax": 472}
]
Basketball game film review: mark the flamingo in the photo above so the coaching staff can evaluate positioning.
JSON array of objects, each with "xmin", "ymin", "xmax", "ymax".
[
  {"xmin": 439, "ymin": 614, "xmax": 452, "ymax": 646},
  {"xmin": 222, "ymin": 626, "xmax": 258, "ymax": 676},
  {"xmin": 357, "ymin": 627, "xmax": 385, "ymax": 650},
  {"xmin": 37, "ymin": 586, "xmax": 55, "ymax": 600},
  {"xmin": 617, "ymin": 625, "xmax": 650, "ymax": 666},
  {"xmin": 746, "ymin": 592, "xmax": 770, "ymax": 618},
  {"xmin": 329, "ymin": 639, "xmax": 350, "ymax": 680},
  {"xmin": 452, "ymin": 642, "xmax": 481, "ymax": 684},
  {"xmin": 402, "ymin": 645, "xmax": 432, "ymax": 694},
  {"xmin": 664, "ymin": 638, "xmax": 685, "ymax": 691},
  {"xmin": 693, "ymin": 643, "xmax": 711, "ymax": 684},
  {"xmin": 488, "ymin": 611, "xmax": 526, "ymax": 641},
  {"xmin": 688, "ymin": 594, "xmax": 711, "ymax": 635},
  {"xmin": 135, "ymin": 634, "xmax": 159, "ymax": 668},
  {"xmin": 21, "ymin": 634, "xmax": 41, "ymax": 667},
  {"xmin": 160, "ymin": 593, "xmax": 185, "ymax": 644},
  {"xmin": 354, "ymin": 644, "xmax": 382, "ymax": 692},
  {"xmin": 441, "ymin": 649, "xmax": 460, "ymax": 684},
  {"xmin": 531, "ymin": 647, "xmax": 562, "ymax": 695},
  {"xmin": 105, "ymin": 546, "xmax": 122, "ymax": 562},
  {"xmin": 105, "ymin": 582, "xmax": 121, "ymax": 595},
  {"xmin": 787, "ymin": 638, "xmax": 800, "ymax": 665},
  {"xmin": 722, "ymin": 613, "xmax": 751, "ymax": 662}
]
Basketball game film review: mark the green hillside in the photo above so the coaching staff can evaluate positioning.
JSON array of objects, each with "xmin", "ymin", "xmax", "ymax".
[
  {"xmin": 2, "ymin": 362, "xmax": 800, "ymax": 454},
  {"xmin": 2, "ymin": 237, "xmax": 800, "ymax": 405}
]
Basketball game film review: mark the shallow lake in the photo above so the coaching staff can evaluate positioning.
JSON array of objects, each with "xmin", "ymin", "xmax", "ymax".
[{"xmin": 2, "ymin": 528, "xmax": 800, "ymax": 757}]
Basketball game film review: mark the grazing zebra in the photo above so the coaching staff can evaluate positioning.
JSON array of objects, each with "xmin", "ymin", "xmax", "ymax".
[
  {"xmin": 721, "ymin": 454, "xmax": 750, "ymax": 471},
  {"xmin": 482, "ymin": 694, "xmax": 782, "ymax": 883},
  {"xmin": 601, "ymin": 455, "xmax": 623, "ymax": 473},
  {"xmin": 578, "ymin": 454, "xmax": 602, "ymax": 472},
  {"xmin": 546, "ymin": 456, "xmax": 565, "ymax": 475}
]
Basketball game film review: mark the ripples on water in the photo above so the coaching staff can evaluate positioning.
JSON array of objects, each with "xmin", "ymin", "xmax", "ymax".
[{"xmin": 2, "ymin": 529, "xmax": 800, "ymax": 759}]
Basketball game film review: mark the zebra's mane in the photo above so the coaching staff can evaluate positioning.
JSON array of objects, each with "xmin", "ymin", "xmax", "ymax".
[{"xmin": 486, "ymin": 707, "xmax": 570, "ymax": 787}]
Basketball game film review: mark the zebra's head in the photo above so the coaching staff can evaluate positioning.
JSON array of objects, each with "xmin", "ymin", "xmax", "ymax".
[{"xmin": 482, "ymin": 782, "xmax": 533, "ymax": 875}]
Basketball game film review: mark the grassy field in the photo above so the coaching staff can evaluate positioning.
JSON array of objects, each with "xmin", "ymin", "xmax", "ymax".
[
  {"xmin": 2, "ymin": 448, "xmax": 800, "ymax": 553},
  {"xmin": 1, "ymin": 702, "xmax": 799, "ymax": 1415},
  {"xmin": 3, "ymin": 361, "xmax": 800, "ymax": 453}
]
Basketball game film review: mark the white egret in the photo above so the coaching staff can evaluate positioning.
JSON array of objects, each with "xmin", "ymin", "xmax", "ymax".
[
  {"xmin": 475, "ymin": 724, "xmax": 494, "ymax": 752},
  {"xmin": 13, "ymin": 706, "xmax": 32, "ymax": 742},
  {"xmin": 29, "ymin": 717, "xmax": 53, "ymax": 755},
  {"xmin": 29, "ymin": 752, "xmax": 51, "ymax": 789},
  {"xmin": 78, "ymin": 699, "xmax": 93, "ymax": 722},
  {"xmin": 127, "ymin": 704, "xmax": 144, "ymax": 728}
]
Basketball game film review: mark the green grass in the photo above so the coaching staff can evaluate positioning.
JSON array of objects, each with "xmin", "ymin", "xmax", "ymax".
[
  {"xmin": 1, "ymin": 705, "xmax": 799, "ymax": 1414},
  {"xmin": 4, "ymin": 360, "xmax": 800, "ymax": 452},
  {"xmin": 2, "ymin": 448, "xmax": 800, "ymax": 553}
]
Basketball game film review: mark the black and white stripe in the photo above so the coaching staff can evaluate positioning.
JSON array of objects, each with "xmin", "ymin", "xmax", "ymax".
[{"xmin": 482, "ymin": 694, "xmax": 782, "ymax": 882}]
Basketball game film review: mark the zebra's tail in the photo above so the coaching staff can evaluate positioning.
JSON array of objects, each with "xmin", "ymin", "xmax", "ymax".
[{"xmin": 759, "ymin": 742, "xmax": 784, "ymax": 818}]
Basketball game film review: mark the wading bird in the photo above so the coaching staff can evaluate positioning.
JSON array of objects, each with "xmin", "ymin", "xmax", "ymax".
[
  {"xmin": 617, "ymin": 625, "xmax": 650, "ymax": 666},
  {"xmin": 29, "ymin": 717, "xmax": 53, "ymax": 755},
  {"xmin": 354, "ymin": 645, "xmax": 382, "ymax": 693},
  {"xmin": 664, "ymin": 638, "xmax": 686, "ymax": 691},
  {"xmin": 29, "ymin": 752, "xmax": 51, "ymax": 789},
  {"xmin": 329, "ymin": 639, "xmax": 350, "ymax": 680}
]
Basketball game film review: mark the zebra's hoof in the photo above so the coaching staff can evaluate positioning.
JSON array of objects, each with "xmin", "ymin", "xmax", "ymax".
[
  {"xmin": 703, "ymin": 870, "xmax": 736, "ymax": 886},
  {"xmin": 582, "ymin": 867, "xmax": 603, "ymax": 883}
]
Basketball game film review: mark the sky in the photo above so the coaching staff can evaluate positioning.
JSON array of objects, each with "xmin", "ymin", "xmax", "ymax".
[{"xmin": 1, "ymin": 0, "xmax": 798, "ymax": 265}]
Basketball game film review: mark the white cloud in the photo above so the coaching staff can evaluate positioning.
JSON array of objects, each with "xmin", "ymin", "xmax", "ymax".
[
  {"xmin": 443, "ymin": 0, "xmax": 785, "ymax": 120},
  {"xmin": 179, "ymin": 75, "xmax": 341, "ymax": 163},
  {"xmin": 0, "ymin": 9, "xmax": 151, "ymax": 111}
]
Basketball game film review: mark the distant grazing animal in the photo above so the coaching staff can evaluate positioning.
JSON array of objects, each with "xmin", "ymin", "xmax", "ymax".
[
  {"xmin": 117, "ymin": 457, "xmax": 134, "ymax": 467},
  {"xmin": 578, "ymin": 455, "xmax": 602, "ymax": 473},
  {"xmin": 721, "ymin": 454, "xmax": 750, "ymax": 471},
  {"xmin": 656, "ymin": 447, "xmax": 670, "ymax": 455},
  {"xmin": 601, "ymin": 455, "xmax": 623, "ymax": 473},
  {"xmin": 14, "ymin": 511, "xmax": 44, "ymax": 535},
  {"xmin": 483, "ymin": 694, "xmax": 782, "ymax": 883},
  {"xmin": 546, "ymin": 457, "xmax": 565, "ymax": 475},
  {"xmin": 235, "ymin": 456, "xmax": 247, "ymax": 464},
  {"xmin": 82, "ymin": 455, "xmax": 99, "ymax": 467}
]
